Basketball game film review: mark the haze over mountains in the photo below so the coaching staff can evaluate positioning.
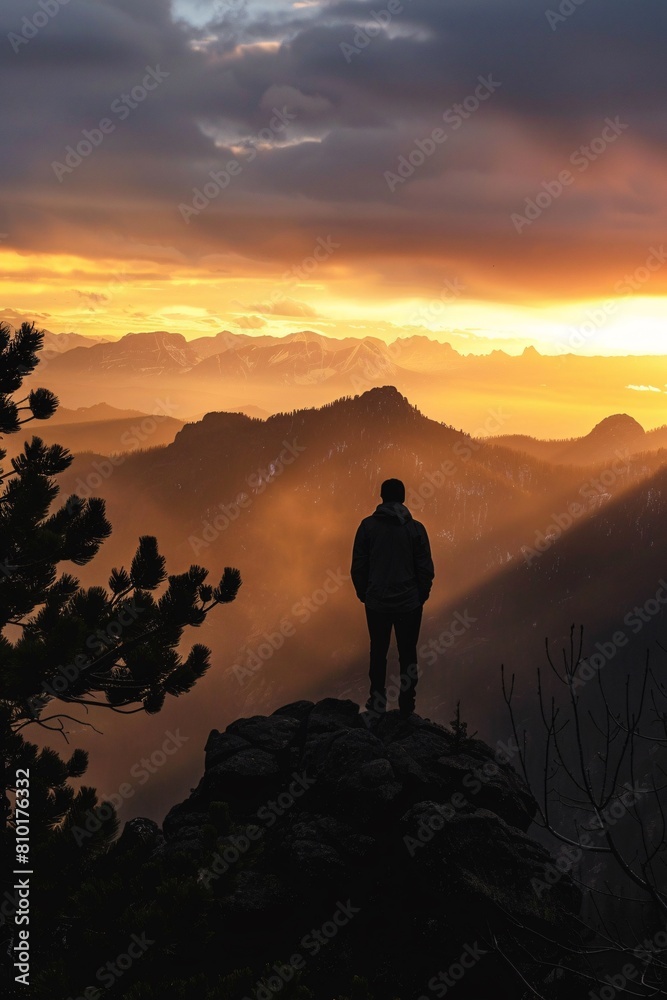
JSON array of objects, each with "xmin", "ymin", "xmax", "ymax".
[
  {"xmin": 49, "ymin": 402, "xmax": 147, "ymax": 424},
  {"xmin": 47, "ymin": 385, "xmax": 667, "ymax": 820},
  {"xmin": 23, "ymin": 328, "xmax": 667, "ymax": 437},
  {"xmin": 3, "ymin": 404, "xmax": 184, "ymax": 462},
  {"xmin": 493, "ymin": 412, "xmax": 667, "ymax": 465}
]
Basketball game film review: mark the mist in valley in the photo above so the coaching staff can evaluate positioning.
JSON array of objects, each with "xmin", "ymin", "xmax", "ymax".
[{"xmin": 23, "ymin": 370, "xmax": 667, "ymax": 832}]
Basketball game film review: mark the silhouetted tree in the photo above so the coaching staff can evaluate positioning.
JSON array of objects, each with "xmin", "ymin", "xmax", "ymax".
[
  {"xmin": 1, "ymin": 323, "xmax": 241, "ymax": 731},
  {"xmin": 503, "ymin": 626, "xmax": 667, "ymax": 995},
  {"xmin": 0, "ymin": 323, "xmax": 241, "ymax": 989}
]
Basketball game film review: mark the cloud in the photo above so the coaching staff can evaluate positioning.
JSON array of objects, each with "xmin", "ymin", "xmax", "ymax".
[
  {"xmin": 235, "ymin": 314, "xmax": 267, "ymax": 328},
  {"xmin": 259, "ymin": 84, "xmax": 332, "ymax": 117},
  {"xmin": 249, "ymin": 297, "xmax": 320, "ymax": 317},
  {"xmin": 1, "ymin": 0, "xmax": 666, "ymax": 307},
  {"xmin": 0, "ymin": 308, "xmax": 51, "ymax": 326},
  {"xmin": 76, "ymin": 290, "xmax": 111, "ymax": 309}
]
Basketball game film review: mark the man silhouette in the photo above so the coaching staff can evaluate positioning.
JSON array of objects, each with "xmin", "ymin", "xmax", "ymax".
[{"xmin": 351, "ymin": 478, "xmax": 434, "ymax": 718}]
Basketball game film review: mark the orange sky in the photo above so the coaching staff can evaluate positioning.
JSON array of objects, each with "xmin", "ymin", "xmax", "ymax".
[
  {"xmin": 3, "ymin": 241, "xmax": 667, "ymax": 356},
  {"xmin": 1, "ymin": 0, "xmax": 666, "ymax": 355}
]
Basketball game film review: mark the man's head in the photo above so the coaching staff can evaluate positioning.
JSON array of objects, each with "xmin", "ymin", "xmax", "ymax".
[{"xmin": 380, "ymin": 478, "xmax": 405, "ymax": 503}]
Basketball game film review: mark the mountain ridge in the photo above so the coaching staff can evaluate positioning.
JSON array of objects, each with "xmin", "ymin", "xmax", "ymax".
[
  {"xmin": 49, "ymin": 383, "xmax": 667, "ymax": 844},
  {"xmin": 28, "ymin": 326, "xmax": 667, "ymax": 437},
  {"xmin": 492, "ymin": 412, "xmax": 662, "ymax": 466}
]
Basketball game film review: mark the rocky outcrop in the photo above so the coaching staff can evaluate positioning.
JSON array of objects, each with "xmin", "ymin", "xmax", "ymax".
[{"xmin": 143, "ymin": 699, "xmax": 580, "ymax": 998}]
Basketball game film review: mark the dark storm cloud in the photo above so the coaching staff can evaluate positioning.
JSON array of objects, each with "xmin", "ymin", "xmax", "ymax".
[
  {"xmin": 217, "ymin": 0, "xmax": 666, "ymax": 127},
  {"xmin": 1, "ymin": 0, "xmax": 665, "ymax": 298}
]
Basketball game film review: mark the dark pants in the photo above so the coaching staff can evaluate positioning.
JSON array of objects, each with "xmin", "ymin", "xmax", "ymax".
[{"xmin": 365, "ymin": 605, "xmax": 423, "ymax": 713}]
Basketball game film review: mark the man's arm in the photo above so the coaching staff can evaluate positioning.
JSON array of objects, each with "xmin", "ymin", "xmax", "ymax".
[
  {"xmin": 350, "ymin": 521, "xmax": 370, "ymax": 602},
  {"xmin": 414, "ymin": 522, "xmax": 435, "ymax": 604}
]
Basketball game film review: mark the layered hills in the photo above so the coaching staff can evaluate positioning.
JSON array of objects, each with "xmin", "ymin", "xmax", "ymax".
[
  {"xmin": 44, "ymin": 385, "xmax": 667, "ymax": 818},
  {"xmin": 21, "ymin": 328, "xmax": 667, "ymax": 436}
]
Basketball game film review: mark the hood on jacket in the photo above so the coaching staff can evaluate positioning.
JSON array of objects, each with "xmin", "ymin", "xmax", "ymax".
[{"xmin": 372, "ymin": 502, "xmax": 413, "ymax": 525}]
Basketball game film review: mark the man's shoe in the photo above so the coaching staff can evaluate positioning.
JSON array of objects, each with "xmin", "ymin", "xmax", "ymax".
[
  {"xmin": 364, "ymin": 693, "xmax": 386, "ymax": 726},
  {"xmin": 365, "ymin": 692, "xmax": 387, "ymax": 715}
]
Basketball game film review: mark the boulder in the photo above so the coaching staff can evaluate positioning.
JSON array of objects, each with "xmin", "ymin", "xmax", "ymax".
[{"xmin": 123, "ymin": 700, "xmax": 580, "ymax": 999}]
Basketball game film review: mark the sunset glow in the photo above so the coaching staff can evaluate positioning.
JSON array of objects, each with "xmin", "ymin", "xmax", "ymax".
[
  {"xmin": 3, "ymin": 243, "xmax": 667, "ymax": 356},
  {"xmin": 2, "ymin": 0, "xmax": 666, "ymax": 355},
  {"xmin": 4, "ymin": 6, "xmax": 667, "ymax": 993}
]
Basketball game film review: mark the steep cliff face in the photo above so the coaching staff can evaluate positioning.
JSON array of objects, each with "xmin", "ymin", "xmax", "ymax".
[{"xmin": 145, "ymin": 699, "xmax": 580, "ymax": 999}]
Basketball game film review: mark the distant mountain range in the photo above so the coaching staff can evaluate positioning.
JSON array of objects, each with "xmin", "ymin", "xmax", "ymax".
[
  {"xmin": 26, "ymin": 329, "xmax": 667, "ymax": 437},
  {"xmin": 5, "ymin": 407, "xmax": 184, "ymax": 462},
  {"xmin": 41, "ymin": 328, "xmax": 460, "ymax": 375},
  {"xmin": 42, "ymin": 330, "xmax": 110, "ymax": 351},
  {"xmin": 44, "ymin": 329, "xmax": 425, "ymax": 381},
  {"xmin": 49, "ymin": 403, "xmax": 147, "ymax": 424},
  {"xmin": 7, "ymin": 400, "xmax": 268, "ymax": 461}
]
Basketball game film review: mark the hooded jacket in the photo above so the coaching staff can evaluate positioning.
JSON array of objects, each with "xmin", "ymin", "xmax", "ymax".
[{"xmin": 351, "ymin": 502, "xmax": 434, "ymax": 612}]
